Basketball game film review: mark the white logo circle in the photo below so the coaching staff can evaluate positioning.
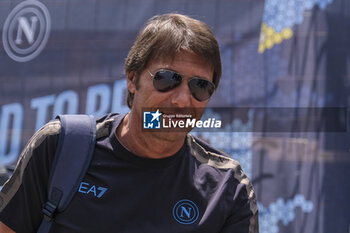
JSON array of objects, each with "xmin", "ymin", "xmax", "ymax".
[{"xmin": 2, "ymin": 0, "xmax": 51, "ymax": 62}]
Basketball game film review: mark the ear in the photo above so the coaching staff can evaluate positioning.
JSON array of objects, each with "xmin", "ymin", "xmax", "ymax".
[{"xmin": 126, "ymin": 71, "xmax": 137, "ymax": 94}]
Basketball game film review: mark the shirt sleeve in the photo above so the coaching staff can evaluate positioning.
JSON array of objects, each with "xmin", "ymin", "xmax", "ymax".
[
  {"xmin": 0, "ymin": 121, "xmax": 60, "ymax": 233},
  {"xmin": 220, "ymin": 180, "xmax": 259, "ymax": 233}
]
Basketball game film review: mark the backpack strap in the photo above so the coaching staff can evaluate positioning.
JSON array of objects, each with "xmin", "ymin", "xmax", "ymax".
[{"xmin": 37, "ymin": 114, "xmax": 96, "ymax": 233}]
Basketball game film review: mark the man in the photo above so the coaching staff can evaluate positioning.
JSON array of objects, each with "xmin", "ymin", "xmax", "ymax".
[{"xmin": 0, "ymin": 13, "xmax": 258, "ymax": 232}]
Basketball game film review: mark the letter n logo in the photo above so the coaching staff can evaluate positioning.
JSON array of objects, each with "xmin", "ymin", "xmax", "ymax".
[
  {"xmin": 15, "ymin": 16, "xmax": 38, "ymax": 45},
  {"xmin": 172, "ymin": 199, "xmax": 199, "ymax": 225},
  {"xmin": 180, "ymin": 206, "xmax": 192, "ymax": 218},
  {"xmin": 2, "ymin": 0, "xmax": 51, "ymax": 62}
]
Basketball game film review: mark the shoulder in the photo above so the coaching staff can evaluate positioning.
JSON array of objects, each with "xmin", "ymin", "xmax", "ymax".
[
  {"xmin": 17, "ymin": 120, "xmax": 61, "ymax": 167},
  {"xmin": 6, "ymin": 119, "xmax": 61, "ymax": 174},
  {"xmin": 186, "ymin": 134, "xmax": 242, "ymax": 171},
  {"xmin": 186, "ymin": 133, "xmax": 255, "ymax": 196},
  {"xmin": 0, "ymin": 120, "xmax": 61, "ymax": 212},
  {"xmin": 95, "ymin": 113, "xmax": 119, "ymax": 139},
  {"xmin": 0, "ymin": 114, "xmax": 117, "ymax": 212},
  {"xmin": 186, "ymin": 134, "xmax": 258, "ymax": 229}
]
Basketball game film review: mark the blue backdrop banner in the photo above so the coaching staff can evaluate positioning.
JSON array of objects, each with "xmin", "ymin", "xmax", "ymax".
[{"xmin": 0, "ymin": 0, "xmax": 349, "ymax": 232}]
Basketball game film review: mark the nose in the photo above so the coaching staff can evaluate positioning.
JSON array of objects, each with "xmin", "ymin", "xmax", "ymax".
[{"xmin": 170, "ymin": 82, "xmax": 192, "ymax": 107}]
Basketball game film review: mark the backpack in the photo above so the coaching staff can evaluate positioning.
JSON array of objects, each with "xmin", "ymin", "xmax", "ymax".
[{"xmin": 37, "ymin": 115, "xmax": 96, "ymax": 233}]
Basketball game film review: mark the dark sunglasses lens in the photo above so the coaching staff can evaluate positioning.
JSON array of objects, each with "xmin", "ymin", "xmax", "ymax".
[
  {"xmin": 153, "ymin": 70, "xmax": 182, "ymax": 92},
  {"xmin": 188, "ymin": 78, "xmax": 215, "ymax": 101}
]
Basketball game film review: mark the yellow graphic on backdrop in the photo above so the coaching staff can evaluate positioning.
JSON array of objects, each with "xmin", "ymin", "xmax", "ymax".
[{"xmin": 258, "ymin": 22, "xmax": 293, "ymax": 53}]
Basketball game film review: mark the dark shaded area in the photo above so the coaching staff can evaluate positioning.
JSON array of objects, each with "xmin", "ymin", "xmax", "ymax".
[{"xmin": 322, "ymin": 0, "xmax": 350, "ymax": 232}]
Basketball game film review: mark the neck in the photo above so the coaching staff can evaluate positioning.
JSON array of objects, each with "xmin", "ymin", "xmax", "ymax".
[{"xmin": 116, "ymin": 111, "xmax": 186, "ymax": 159}]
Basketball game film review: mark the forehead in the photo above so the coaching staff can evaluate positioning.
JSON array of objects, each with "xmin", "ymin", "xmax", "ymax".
[{"xmin": 147, "ymin": 51, "xmax": 214, "ymax": 80}]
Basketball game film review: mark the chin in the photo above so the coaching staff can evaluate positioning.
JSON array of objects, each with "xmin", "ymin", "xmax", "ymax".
[{"xmin": 152, "ymin": 130, "xmax": 188, "ymax": 142}]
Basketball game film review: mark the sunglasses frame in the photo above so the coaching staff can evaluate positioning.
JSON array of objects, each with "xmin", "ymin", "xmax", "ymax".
[{"xmin": 147, "ymin": 69, "xmax": 215, "ymax": 102}]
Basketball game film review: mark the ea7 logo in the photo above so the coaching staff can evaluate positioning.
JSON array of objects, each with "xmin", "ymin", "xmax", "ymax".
[{"xmin": 78, "ymin": 182, "xmax": 108, "ymax": 198}]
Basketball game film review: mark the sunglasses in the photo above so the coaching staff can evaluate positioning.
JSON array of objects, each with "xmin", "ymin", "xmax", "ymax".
[{"xmin": 147, "ymin": 69, "xmax": 215, "ymax": 102}]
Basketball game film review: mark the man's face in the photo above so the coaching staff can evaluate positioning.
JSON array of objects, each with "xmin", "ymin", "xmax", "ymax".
[{"xmin": 127, "ymin": 50, "xmax": 214, "ymax": 141}]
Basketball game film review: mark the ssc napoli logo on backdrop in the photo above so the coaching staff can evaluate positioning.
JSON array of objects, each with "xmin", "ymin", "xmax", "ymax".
[
  {"xmin": 2, "ymin": 0, "xmax": 51, "ymax": 62},
  {"xmin": 172, "ymin": 199, "xmax": 199, "ymax": 225}
]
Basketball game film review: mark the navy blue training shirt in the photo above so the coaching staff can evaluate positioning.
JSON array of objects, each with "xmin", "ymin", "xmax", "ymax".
[{"xmin": 0, "ymin": 114, "xmax": 258, "ymax": 233}]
